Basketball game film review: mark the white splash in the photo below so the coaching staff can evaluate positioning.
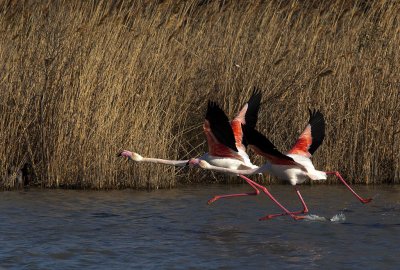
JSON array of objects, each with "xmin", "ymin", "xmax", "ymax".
[
  {"xmin": 303, "ymin": 214, "xmax": 328, "ymax": 221},
  {"xmin": 301, "ymin": 213, "xmax": 346, "ymax": 222},
  {"xmin": 330, "ymin": 213, "xmax": 346, "ymax": 222}
]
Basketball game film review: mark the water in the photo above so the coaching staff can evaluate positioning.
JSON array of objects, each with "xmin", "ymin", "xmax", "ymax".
[{"xmin": 0, "ymin": 184, "xmax": 399, "ymax": 269}]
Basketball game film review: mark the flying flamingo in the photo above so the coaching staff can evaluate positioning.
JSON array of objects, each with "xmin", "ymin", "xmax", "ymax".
[
  {"xmin": 118, "ymin": 89, "xmax": 263, "ymax": 198},
  {"xmin": 185, "ymin": 90, "xmax": 262, "ymax": 204},
  {"xmin": 198, "ymin": 109, "xmax": 373, "ymax": 220},
  {"xmin": 117, "ymin": 89, "xmax": 262, "ymax": 174}
]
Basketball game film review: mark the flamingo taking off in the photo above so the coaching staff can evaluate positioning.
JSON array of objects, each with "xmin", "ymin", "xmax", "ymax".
[
  {"xmin": 118, "ymin": 89, "xmax": 263, "ymax": 196},
  {"xmin": 199, "ymin": 109, "xmax": 373, "ymax": 220},
  {"xmin": 117, "ymin": 89, "xmax": 262, "ymax": 175},
  {"xmin": 186, "ymin": 89, "xmax": 262, "ymax": 204}
]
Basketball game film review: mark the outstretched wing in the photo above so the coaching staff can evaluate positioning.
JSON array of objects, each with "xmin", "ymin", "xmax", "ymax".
[
  {"xmin": 231, "ymin": 88, "xmax": 262, "ymax": 149},
  {"xmin": 204, "ymin": 101, "xmax": 238, "ymax": 156},
  {"xmin": 288, "ymin": 109, "xmax": 325, "ymax": 157},
  {"xmin": 242, "ymin": 125, "xmax": 301, "ymax": 166}
]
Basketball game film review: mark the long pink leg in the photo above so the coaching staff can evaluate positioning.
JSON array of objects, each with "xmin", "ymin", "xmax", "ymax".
[
  {"xmin": 235, "ymin": 175, "xmax": 306, "ymax": 221},
  {"xmin": 326, "ymin": 171, "xmax": 372, "ymax": 204},
  {"xmin": 207, "ymin": 175, "xmax": 261, "ymax": 204},
  {"xmin": 259, "ymin": 186, "xmax": 309, "ymax": 221},
  {"xmin": 295, "ymin": 186, "xmax": 309, "ymax": 213}
]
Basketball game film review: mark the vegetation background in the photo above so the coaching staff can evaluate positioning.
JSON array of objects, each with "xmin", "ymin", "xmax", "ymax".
[{"xmin": 1, "ymin": 0, "xmax": 399, "ymax": 189}]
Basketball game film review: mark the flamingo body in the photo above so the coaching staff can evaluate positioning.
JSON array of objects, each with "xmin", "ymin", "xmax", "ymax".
[
  {"xmin": 197, "ymin": 152, "xmax": 257, "ymax": 170},
  {"xmin": 267, "ymin": 154, "xmax": 327, "ymax": 185},
  {"xmin": 189, "ymin": 89, "xmax": 262, "ymax": 171},
  {"xmin": 236, "ymin": 109, "xmax": 327, "ymax": 186}
]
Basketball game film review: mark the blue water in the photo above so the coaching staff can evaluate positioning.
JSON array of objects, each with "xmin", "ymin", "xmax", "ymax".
[{"xmin": 0, "ymin": 185, "xmax": 399, "ymax": 269}]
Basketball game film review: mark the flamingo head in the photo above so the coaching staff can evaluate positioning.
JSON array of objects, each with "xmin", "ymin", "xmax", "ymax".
[
  {"xmin": 187, "ymin": 158, "xmax": 200, "ymax": 167},
  {"xmin": 117, "ymin": 150, "xmax": 143, "ymax": 162}
]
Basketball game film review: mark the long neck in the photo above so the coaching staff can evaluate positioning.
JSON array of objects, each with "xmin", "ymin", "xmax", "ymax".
[{"xmin": 139, "ymin": 157, "xmax": 189, "ymax": 167}]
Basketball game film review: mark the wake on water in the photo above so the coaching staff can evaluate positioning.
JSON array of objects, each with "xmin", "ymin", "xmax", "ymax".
[{"xmin": 302, "ymin": 212, "xmax": 346, "ymax": 222}]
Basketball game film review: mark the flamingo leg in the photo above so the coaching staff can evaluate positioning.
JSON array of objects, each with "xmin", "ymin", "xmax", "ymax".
[
  {"xmin": 258, "ymin": 186, "xmax": 309, "ymax": 221},
  {"xmin": 207, "ymin": 175, "xmax": 261, "ymax": 204},
  {"xmin": 234, "ymin": 176, "xmax": 305, "ymax": 221},
  {"xmin": 295, "ymin": 186, "xmax": 309, "ymax": 213},
  {"xmin": 325, "ymin": 171, "xmax": 372, "ymax": 204}
]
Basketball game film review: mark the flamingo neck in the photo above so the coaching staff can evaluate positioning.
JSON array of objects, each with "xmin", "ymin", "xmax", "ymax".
[{"xmin": 140, "ymin": 157, "xmax": 189, "ymax": 167}]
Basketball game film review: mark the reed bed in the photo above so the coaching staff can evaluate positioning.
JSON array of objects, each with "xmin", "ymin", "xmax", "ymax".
[{"xmin": 1, "ymin": 0, "xmax": 399, "ymax": 189}]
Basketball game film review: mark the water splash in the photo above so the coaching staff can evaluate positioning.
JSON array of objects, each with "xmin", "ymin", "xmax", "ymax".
[
  {"xmin": 330, "ymin": 213, "xmax": 346, "ymax": 222},
  {"xmin": 303, "ymin": 214, "xmax": 328, "ymax": 221},
  {"xmin": 301, "ymin": 213, "xmax": 346, "ymax": 222}
]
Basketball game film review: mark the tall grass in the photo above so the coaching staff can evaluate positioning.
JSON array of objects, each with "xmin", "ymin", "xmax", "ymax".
[{"xmin": 1, "ymin": 0, "xmax": 399, "ymax": 189}]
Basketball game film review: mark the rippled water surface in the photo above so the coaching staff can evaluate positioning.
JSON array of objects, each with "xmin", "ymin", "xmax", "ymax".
[{"xmin": 1, "ymin": 185, "xmax": 399, "ymax": 269}]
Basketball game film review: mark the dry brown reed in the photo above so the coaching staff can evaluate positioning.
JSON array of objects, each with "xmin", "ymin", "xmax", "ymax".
[{"xmin": 1, "ymin": 0, "xmax": 399, "ymax": 189}]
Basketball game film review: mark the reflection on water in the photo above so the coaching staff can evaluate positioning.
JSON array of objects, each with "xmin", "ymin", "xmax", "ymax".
[{"xmin": 0, "ymin": 185, "xmax": 399, "ymax": 269}]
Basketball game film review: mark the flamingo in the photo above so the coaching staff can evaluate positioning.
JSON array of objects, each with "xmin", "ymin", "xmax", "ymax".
[
  {"xmin": 185, "ymin": 89, "xmax": 262, "ymax": 204},
  {"xmin": 198, "ymin": 109, "xmax": 373, "ymax": 220},
  {"xmin": 118, "ymin": 89, "xmax": 263, "ymax": 198},
  {"xmin": 117, "ymin": 89, "xmax": 262, "ymax": 173}
]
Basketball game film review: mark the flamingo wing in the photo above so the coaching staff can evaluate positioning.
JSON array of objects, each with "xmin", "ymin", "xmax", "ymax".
[
  {"xmin": 288, "ymin": 109, "xmax": 325, "ymax": 157},
  {"xmin": 231, "ymin": 88, "xmax": 262, "ymax": 149},
  {"xmin": 204, "ymin": 101, "xmax": 238, "ymax": 154},
  {"xmin": 244, "ymin": 87, "xmax": 262, "ymax": 130},
  {"xmin": 242, "ymin": 125, "xmax": 301, "ymax": 166}
]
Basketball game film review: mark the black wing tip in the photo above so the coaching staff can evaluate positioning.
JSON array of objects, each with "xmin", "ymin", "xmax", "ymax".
[
  {"xmin": 244, "ymin": 87, "xmax": 262, "ymax": 131},
  {"xmin": 307, "ymin": 108, "xmax": 325, "ymax": 155},
  {"xmin": 307, "ymin": 108, "xmax": 325, "ymax": 130},
  {"xmin": 252, "ymin": 86, "xmax": 262, "ymax": 94},
  {"xmin": 308, "ymin": 108, "xmax": 324, "ymax": 122},
  {"xmin": 250, "ymin": 87, "xmax": 262, "ymax": 100},
  {"xmin": 206, "ymin": 100, "xmax": 223, "ymax": 118},
  {"xmin": 207, "ymin": 100, "xmax": 218, "ymax": 109},
  {"xmin": 245, "ymin": 88, "xmax": 262, "ymax": 110}
]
